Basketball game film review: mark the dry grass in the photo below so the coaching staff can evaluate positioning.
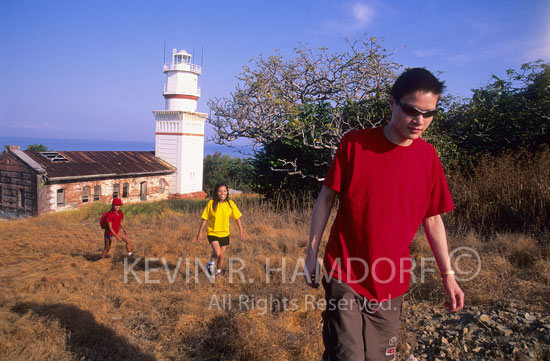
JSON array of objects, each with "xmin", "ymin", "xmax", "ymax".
[
  {"xmin": 1, "ymin": 149, "xmax": 549, "ymax": 360},
  {"xmin": 446, "ymin": 148, "xmax": 550, "ymax": 237},
  {"xmin": 0, "ymin": 198, "xmax": 327, "ymax": 361}
]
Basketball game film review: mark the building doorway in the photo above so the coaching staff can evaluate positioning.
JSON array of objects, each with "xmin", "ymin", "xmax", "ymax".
[{"xmin": 140, "ymin": 182, "xmax": 147, "ymax": 201}]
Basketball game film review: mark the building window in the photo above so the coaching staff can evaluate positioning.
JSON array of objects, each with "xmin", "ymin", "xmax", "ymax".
[
  {"xmin": 18, "ymin": 189, "xmax": 24, "ymax": 207},
  {"xmin": 94, "ymin": 185, "xmax": 101, "ymax": 201},
  {"xmin": 122, "ymin": 183, "xmax": 129, "ymax": 197},
  {"xmin": 159, "ymin": 179, "xmax": 165, "ymax": 193},
  {"xmin": 140, "ymin": 181, "xmax": 147, "ymax": 201},
  {"xmin": 82, "ymin": 186, "xmax": 90, "ymax": 203},
  {"xmin": 113, "ymin": 183, "xmax": 120, "ymax": 199},
  {"xmin": 57, "ymin": 189, "xmax": 65, "ymax": 207}
]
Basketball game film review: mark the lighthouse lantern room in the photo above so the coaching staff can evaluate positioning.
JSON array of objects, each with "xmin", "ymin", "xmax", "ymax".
[{"xmin": 153, "ymin": 48, "xmax": 207, "ymax": 198}]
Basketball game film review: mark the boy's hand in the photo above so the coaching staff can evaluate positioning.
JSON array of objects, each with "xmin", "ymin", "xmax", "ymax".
[
  {"xmin": 442, "ymin": 275, "xmax": 464, "ymax": 312},
  {"xmin": 304, "ymin": 255, "xmax": 319, "ymax": 288},
  {"xmin": 196, "ymin": 234, "xmax": 202, "ymax": 242},
  {"xmin": 240, "ymin": 232, "xmax": 245, "ymax": 241}
]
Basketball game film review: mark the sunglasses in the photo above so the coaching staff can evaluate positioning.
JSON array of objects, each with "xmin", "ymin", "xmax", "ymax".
[{"xmin": 396, "ymin": 99, "xmax": 438, "ymax": 118}]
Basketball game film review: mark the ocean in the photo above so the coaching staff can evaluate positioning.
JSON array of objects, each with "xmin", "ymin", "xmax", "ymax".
[{"xmin": 0, "ymin": 136, "xmax": 253, "ymax": 157}]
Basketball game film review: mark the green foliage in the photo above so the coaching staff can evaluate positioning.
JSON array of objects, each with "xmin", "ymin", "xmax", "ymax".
[
  {"xmin": 26, "ymin": 144, "xmax": 49, "ymax": 152},
  {"xmin": 436, "ymin": 61, "xmax": 550, "ymax": 166},
  {"xmin": 203, "ymin": 152, "xmax": 255, "ymax": 195}
]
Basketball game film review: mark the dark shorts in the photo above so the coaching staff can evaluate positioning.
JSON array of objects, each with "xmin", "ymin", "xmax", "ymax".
[
  {"xmin": 207, "ymin": 235, "xmax": 230, "ymax": 247},
  {"xmin": 322, "ymin": 279, "xmax": 403, "ymax": 361}
]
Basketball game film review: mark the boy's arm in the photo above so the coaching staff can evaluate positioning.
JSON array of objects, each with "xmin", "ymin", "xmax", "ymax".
[
  {"xmin": 196, "ymin": 219, "xmax": 207, "ymax": 242},
  {"xmin": 304, "ymin": 186, "xmax": 337, "ymax": 288},
  {"xmin": 423, "ymin": 214, "xmax": 465, "ymax": 312},
  {"xmin": 235, "ymin": 217, "xmax": 245, "ymax": 241}
]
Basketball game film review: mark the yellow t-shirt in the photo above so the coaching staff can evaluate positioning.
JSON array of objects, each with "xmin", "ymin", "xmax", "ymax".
[{"xmin": 201, "ymin": 199, "xmax": 242, "ymax": 237}]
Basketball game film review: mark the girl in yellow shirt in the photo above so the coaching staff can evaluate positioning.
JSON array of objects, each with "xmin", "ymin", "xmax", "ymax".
[{"xmin": 197, "ymin": 184, "xmax": 245, "ymax": 275}]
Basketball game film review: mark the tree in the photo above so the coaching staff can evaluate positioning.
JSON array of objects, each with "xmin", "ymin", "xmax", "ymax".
[
  {"xmin": 435, "ymin": 61, "xmax": 550, "ymax": 165},
  {"xmin": 26, "ymin": 144, "xmax": 49, "ymax": 152},
  {"xmin": 208, "ymin": 36, "xmax": 401, "ymax": 183},
  {"xmin": 203, "ymin": 152, "xmax": 254, "ymax": 195}
]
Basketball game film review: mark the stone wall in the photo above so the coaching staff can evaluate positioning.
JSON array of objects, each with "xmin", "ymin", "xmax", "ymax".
[
  {"xmin": 0, "ymin": 152, "xmax": 39, "ymax": 217},
  {"xmin": 39, "ymin": 175, "xmax": 171, "ymax": 214}
]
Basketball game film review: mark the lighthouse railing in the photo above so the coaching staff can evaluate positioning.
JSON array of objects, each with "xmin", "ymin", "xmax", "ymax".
[{"xmin": 163, "ymin": 63, "xmax": 202, "ymax": 74}]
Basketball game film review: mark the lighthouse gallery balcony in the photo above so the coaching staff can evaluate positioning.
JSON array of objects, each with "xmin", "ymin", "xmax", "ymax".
[{"xmin": 163, "ymin": 62, "xmax": 202, "ymax": 75}]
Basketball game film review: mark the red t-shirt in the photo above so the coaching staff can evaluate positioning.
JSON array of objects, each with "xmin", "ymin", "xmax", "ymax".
[
  {"xmin": 105, "ymin": 210, "xmax": 124, "ymax": 236},
  {"xmin": 323, "ymin": 127, "xmax": 454, "ymax": 302}
]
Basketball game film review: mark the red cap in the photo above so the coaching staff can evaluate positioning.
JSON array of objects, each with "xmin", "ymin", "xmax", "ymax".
[{"xmin": 112, "ymin": 198, "xmax": 123, "ymax": 206}]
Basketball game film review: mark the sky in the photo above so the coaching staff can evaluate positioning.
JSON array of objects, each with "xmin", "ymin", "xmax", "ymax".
[{"xmin": 1, "ymin": 0, "xmax": 548, "ymax": 145}]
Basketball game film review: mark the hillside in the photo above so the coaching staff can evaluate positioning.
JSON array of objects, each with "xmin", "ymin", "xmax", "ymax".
[{"xmin": 0, "ymin": 198, "xmax": 548, "ymax": 360}]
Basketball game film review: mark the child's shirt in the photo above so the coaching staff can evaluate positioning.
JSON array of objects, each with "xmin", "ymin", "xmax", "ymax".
[
  {"xmin": 105, "ymin": 210, "xmax": 124, "ymax": 236},
  {"xmin": 201, "ymin": 200, "xmax": 242, "ymax": 237}
]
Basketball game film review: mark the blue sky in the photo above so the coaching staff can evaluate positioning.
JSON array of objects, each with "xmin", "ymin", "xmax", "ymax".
[{"xmin": 1, "ymin": 0, "xmax": 548, "ymax": 144}]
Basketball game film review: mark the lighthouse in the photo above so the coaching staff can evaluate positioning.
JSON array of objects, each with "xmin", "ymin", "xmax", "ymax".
[{"xmin": 153, "ymin": 48, "xmax": 207, "ymax": 198}]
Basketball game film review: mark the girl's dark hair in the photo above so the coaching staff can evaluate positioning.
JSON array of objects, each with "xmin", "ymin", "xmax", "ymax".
[{"xmin": 212, "ymin": 183, "xmax": 232, "ymax": 211}]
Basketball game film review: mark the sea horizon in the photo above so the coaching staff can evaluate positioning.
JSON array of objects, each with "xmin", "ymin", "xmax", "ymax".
[{"xmin": 0, "ymin": 136, "xmax": 253, "ymax": 157}]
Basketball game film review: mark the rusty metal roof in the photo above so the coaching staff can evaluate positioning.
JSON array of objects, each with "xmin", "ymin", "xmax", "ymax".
[{"xmin": 24, "ymin": 151, "xmax": 176, "ymax": 180}]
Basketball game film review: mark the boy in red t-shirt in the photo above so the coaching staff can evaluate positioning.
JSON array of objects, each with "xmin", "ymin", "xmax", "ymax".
[
  {"xmin": 305, "ymin": 68, "xmax": 464, "ymax": 361},
  {"xmin": 101, "ymin": 198, "xmax": 133, "ymax": 258}
]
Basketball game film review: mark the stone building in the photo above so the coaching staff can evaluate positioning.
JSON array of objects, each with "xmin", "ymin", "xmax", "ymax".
[{"xmin": 0, "ymin": 146, "xmax": 175, "ymax": 217}]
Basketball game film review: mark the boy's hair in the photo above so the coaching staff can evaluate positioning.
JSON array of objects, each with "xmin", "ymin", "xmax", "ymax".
[
  {"xmin": 212, "ymin": 183, "xmax": 231, "ymax": 211},
  {"xmin": 390, "ymin": 68, "xmax": 445, "ymax": 101}
]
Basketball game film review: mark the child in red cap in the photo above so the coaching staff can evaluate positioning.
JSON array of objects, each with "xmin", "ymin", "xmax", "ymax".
[{"xmin": 101, "ymin": 198, "xmax": 133, "ymax": 258}]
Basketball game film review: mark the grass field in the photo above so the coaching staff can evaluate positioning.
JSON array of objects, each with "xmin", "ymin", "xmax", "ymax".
[{"xmin": 1, "ymin": 191, "xmax": 548, "ymax": 360}]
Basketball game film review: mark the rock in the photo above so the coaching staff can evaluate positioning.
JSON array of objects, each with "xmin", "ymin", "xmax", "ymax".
[
  {"xmin": 419, "ymin": 336, "xmax": 434, "ymax": 345},
  {"xmin": 496, "ymin": 324, "xmax": 513, "ymax": 337},
  {"xmin": 228, "ymin": 188, "xmax": 242, "ymax": 196},
  {"xmin": 479, "ymin": 314, "xmax": 491, "ymax": 323},
  {"xmin": 463, "ymin": 327, "xmax": 469, "ymax": 334},
  {"xmin": 524, "ymin": 313, "xmax": 536, "ymax": 321},
  {"xmin": 473, "ymin": 346, "xmax": 482, "ymax": 353},
  {"xmin": 441, "ymin": 336, "xmax": 449, "ymax": 344}
]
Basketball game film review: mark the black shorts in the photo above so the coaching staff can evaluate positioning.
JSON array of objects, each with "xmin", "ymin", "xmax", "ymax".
[{"xmin": 207, "ymin": 235, "xmax": 230, "ymax": 247}]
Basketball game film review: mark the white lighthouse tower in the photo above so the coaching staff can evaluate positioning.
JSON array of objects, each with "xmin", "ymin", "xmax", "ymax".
[{"xmin": 153, "ymin": 48, "xmax": 207, "ymax": 198}]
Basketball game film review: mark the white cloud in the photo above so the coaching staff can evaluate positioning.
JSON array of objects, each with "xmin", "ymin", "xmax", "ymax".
[
  {"xmin": 521, "ymin": 44, "xmax": 550, "ymax": 63},
  {"xmin": 322, "ymin": 2, "xmax": 376, "ymax": 36},
  {"xmin": 414, "ymin": 49, "xmax": 440, "ymax": 58},
  {"xmin": 351, "ymin": 3, "xmax": 374, "ymax": 25},
  {"xmin": 10, "ymin": 122, "xmax": 55, "ymax": 130}
]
